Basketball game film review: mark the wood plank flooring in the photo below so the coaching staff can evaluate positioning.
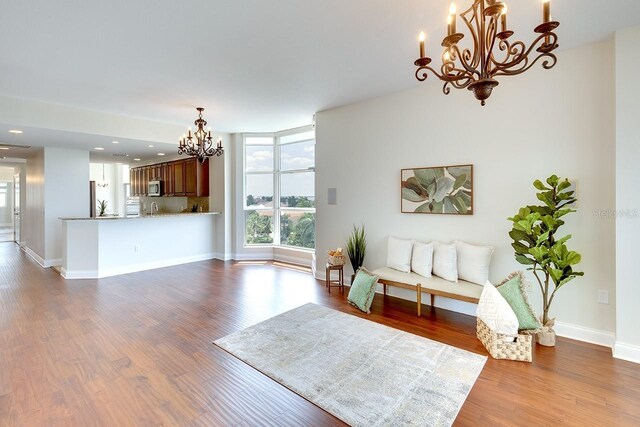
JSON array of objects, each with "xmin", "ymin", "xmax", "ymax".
[{"xmin": 1, "ymin": 243, "xmax": 639, "ymax": 426}]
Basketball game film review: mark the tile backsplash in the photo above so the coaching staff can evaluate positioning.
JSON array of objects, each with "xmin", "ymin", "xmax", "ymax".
[{"xmin": 140, "ymin": 197, "xmax": 210, "ymax": 214}]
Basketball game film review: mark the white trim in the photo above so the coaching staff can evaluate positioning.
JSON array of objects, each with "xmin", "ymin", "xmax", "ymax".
[
  {"xmin": 61, "ymin": 253, "xmax": 216, "ymax": 279},
  {"xmin": 233, "ymin": 250, "xmax": 275, "ymax": 261},
  {"xmin": 24, "ymin": 247, "xmax": 60, "ymax": 269},
  {"xmin": 25, "ymin": 247, "xmax": 47, "ymax": 267},
  {"xmin": 274, "ymin": 252, "xmax": 311, "ymax": 268},
  {"xmin": 613, "ymin": 341, "xmax": 640, "ymax": 364},
  {"xmin": 554, "ymin": 321, "xmax": 616, "ymax": 348},
  {"xmin": 214, "ymin": 252, "xmax": 233, "ymax": 261}
]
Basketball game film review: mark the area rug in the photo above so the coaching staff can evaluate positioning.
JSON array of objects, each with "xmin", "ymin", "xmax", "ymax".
[{"xmin": 214, "ymin": 303, "xmax": 486, "ymax": 427}]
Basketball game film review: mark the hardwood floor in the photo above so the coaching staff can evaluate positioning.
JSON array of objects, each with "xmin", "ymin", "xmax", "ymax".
[{"xmin": 1, "ymin": 242, "xmax": 639, "ymax": 426}]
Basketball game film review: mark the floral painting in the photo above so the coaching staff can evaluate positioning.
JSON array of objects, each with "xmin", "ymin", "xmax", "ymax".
[{"xmin": 401, "ymin": 165, "xmax": 473, "ymax": 214}]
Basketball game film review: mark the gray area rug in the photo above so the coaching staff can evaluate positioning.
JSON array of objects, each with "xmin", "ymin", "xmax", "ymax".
[{"xmin": 214, "ymin": 303, "xmax": 486, "ymax": 427}]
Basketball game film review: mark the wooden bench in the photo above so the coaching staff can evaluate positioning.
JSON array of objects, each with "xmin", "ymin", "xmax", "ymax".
[{"xmin": 370, "ymin": 267, "xmax": 482, "ymax": 316}]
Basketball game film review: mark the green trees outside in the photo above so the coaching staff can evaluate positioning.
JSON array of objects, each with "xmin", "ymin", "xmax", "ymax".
[
  {"xmin": 246, "ymin": 195, "xmax": 315, "ymax": 248},
  {"xmin": 246, "ymin": 211, "xmax": 273, "ymax": 244},
  {"xmin": 285, "ymin": 213, "xmax": 315, "ymax": 249}
]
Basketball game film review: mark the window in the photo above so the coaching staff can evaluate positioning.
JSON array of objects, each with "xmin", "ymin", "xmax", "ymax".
[
  {"xmin": 244, "ymin": 127, "xmax": 315, "ymax": 249},
  {"xmin": 0, "ymin": 183, "xmax": 7, "ymax": 208}
]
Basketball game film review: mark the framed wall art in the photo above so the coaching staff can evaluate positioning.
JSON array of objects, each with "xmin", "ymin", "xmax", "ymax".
[{"xmin": 401, "ymin": 164, "xmax": 473, "ymax": 215}]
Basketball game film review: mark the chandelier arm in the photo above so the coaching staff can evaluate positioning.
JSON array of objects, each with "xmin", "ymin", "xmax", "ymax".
[
  {"xmin": 415, "ymin": 66, "xmax": 447, "ymax": 82},
  {"xmin": 484, "ymin": 18, "xmax": 501, "ymax": 76},
  {"xmin": 492, "ymin": 39, "xmax": 528, "ymax": 69},
  {"xmin": 494, "ymin": 52, "xmax": 557, "ymax": 77},
  {"xmin": 460, "ymin": 6, "xmax": 481, "ymax": 70},
  {"xmin": 446, "ymin": 44, "xmax": 481, "ymax": 79},
  {"xmin": 491, "ymin": 32, "xmax": 557, "ymax": 73}
]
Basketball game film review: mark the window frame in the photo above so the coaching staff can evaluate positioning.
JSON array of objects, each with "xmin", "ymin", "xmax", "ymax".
[{"xmin": 243, "ymin": 126, "xmax": 315, "ymax": 251}]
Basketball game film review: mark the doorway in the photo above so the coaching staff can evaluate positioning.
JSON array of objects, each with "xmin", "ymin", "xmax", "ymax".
[{"xmin": 0, "ymin": 180, "xmax": 13, "ymax": 243}]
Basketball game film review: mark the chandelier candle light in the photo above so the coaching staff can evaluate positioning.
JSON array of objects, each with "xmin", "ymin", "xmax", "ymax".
[
  {"xmin": 414, "ymin": 0, "xmax": 559, "ymax": 106},
  {"xmin": 178, "ymin": 107, "xmax": 223, "ymax": 162}
]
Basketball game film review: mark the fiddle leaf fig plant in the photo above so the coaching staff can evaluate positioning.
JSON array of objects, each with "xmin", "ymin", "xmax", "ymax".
[{"xmin": 508, "ymin": 175, "xmax": 584, "ymax": 326}]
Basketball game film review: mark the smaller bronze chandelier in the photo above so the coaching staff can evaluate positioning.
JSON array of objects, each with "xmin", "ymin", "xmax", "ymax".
[
  {"xmin": 178, "ymin": 107, "xmax": 223, "ymax": 162},
  {"xmin": 414, "ymin": 0, "xmax": 559, "ymax": 106}
]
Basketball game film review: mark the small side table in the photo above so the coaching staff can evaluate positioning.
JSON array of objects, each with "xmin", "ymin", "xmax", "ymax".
[{"xmin": 325, "ymin": 263, "xmax": 344, "ymax": 293}]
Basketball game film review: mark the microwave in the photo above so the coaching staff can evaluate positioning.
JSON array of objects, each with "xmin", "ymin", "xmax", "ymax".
[{"xmin": 148, "ymin": 180, "xmax": 162, "ymax": 196}]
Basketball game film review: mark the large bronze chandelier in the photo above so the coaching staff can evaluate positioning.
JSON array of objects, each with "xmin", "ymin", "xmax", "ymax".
[
  {"xmin": 178, "ymin": 107, "xmax": 223, "ymax": 162},
  {"xmin": 414, "ymin": 0, "xmax": 559, "ymax": 106}
]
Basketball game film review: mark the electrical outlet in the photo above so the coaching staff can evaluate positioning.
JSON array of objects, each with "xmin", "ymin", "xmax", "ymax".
[
  {"xmin": 134, "ymin": 244, "xmax": 140, "ymax": 253},
  {"xmin": 597, "ymin": 290, "xmax": 609, "ymax": 305}
]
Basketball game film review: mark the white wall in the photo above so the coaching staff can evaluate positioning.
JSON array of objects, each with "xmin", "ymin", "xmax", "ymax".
[
  {"xmin": 62, "ymin": 214, "xmax": 217, "ymax": 278},
  {"xmin": 316, "ymin": 41, "xmax": 616, "ymax": 341},
  {"xmin": 44, "ymin": 147, "xmax": 90, "ymax": 263},
  {"xmin": 25, "ymin": 147, "xmax": 89, "ymax": 266},
  {"xmin": 615, "ymin": 26, "xmax": 640, "ymax": 363}
]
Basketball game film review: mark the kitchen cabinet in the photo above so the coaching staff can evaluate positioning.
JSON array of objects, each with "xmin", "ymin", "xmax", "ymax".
[{"xmin": 129, "ymin": 158, "xmax": 209, "ymax": 197}]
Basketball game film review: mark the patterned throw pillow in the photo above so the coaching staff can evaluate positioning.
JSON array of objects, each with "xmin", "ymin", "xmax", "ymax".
[
  {"xmin": 477, "ymin": 281, "xmax": 519, "ymax": 340},
  {"xmin": 348, "ymin": 268, "xmax": 379, "ymax": 314},
  {"xmin": 496, "ymin": 272, "xmax": 542, "ymax": 331}
]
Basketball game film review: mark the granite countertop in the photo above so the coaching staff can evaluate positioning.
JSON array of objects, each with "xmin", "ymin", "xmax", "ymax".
[{"xmin": 60, "ymin": 212, "xmax": 221, "ymax": 221}]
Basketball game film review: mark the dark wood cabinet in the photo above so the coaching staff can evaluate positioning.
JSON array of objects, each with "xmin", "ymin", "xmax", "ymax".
[
  {"xmin": 130, "ymin": 158, "xmax": 209, "ymax": 197},
  {"xmin": 173, "ymin": 161, "xmax": 185, "ymax": 196}
]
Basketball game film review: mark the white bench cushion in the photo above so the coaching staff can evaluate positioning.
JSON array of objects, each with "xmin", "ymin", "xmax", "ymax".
[{"xmin": 370, "ymin": 267, "xmax": 483, "ymax": 301}]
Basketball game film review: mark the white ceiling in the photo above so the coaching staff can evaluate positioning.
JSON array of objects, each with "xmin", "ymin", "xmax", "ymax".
[{"xmin": 0, "ymin": 0, "xmax": 639, "ymax": 138}]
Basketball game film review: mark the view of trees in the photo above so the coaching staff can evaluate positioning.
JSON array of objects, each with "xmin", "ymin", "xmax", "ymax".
[
  {"xmin": 280, "ymin": 213, "xmax": 315, "ymax": 249},
  {"xmin": 281, "ymin": 196, "xmax": 314, "ymax": 208},
  {"xmin": 246, "ymin": 211, "xmax": 273, "ymax": 244}
]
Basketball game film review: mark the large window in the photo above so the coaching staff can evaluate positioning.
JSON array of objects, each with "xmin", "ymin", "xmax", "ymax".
[{"xmin": 244, "ymin": 128, "xmax": 315, "ymax": 249}]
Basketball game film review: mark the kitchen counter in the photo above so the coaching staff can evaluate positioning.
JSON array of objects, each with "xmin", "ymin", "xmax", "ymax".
[
  {"xmin": 60, "ymin": 212, "xmax": 218, "ymax": 279},
  {"xmin": 60, "ymin": 212, "xmax": 220, "ymax": 221}
]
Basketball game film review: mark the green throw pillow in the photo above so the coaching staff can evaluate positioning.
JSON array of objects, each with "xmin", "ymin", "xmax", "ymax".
[
  {"xmin": 348, "ymin": 268, "xmax": 379, "ymax": 314},
  {"xmin": 496, "ymin": 272, "xmax": 542, "ymax": 331}
]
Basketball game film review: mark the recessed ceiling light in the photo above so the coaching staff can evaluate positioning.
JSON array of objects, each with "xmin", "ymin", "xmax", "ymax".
[
  {"xmin": 94, "ymin": 147, "xmax": 105, "ymax": 151},
  {"xmin": 0, "ymin": 147, "xmax": 9, "ymax": 150},
  {"xmin": 148, "ymin": 144, "xmax": 154, "ymax": 148},
  {"xmin": 9, "ymin": 129, "xmax": 23, "ymax": 134},
  {"xmin": 112, "ymin": 140, "xmax": 119, "ymax": 144},
  {"xmin": 157, "ymin": 153, "xmax": 165, "ymax": 156},
  {"xmin": 134, "ymin": 158, "xmax": 141, "ymax": 161}
]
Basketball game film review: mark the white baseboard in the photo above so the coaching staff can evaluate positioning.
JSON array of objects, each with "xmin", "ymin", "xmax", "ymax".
[
  {"xmin": 274, "ymin": 252, "xmax": 311, "ymax": 268},
  {"xmin": 61, "ymin": 253, "xmax": 216, "ymax": 279},
  {"xmin": 24, "ymin": 247, "xmax": 62, "ymax": 267},
  {"xmin": 613, "ymin": 341, "xmax": 640, "ymax": 364},
  {"xmin": 214, "ymin": 252, "xmax": 233, "ymax": 261},
  {"xmin": 554, "ymin": 321, "xmax": 616, "ymax": 348}
]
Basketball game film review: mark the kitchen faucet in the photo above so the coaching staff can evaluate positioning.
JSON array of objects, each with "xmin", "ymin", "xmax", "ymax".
[{"xmin": 150, "ymin": 202, "xmax": 159, "ymax": 216}]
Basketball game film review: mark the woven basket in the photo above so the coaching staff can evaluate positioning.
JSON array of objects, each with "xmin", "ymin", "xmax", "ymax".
[
  {"xmin": 327, "ymin": 254, "xmax": 346, "ymax": 266},
  {"xmin": 476, "ymin": 318, "xmax": 533, "ymax": 363}
]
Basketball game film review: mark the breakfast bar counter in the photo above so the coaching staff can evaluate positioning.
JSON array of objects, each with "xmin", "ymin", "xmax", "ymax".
[{"xmin": 59, "ymin": 212, "xmax": 220, "ymax": 279}]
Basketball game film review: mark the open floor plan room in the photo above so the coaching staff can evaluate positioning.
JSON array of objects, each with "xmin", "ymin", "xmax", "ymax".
[{"xmin": 1, "ymin": 1, "xmax": 640, "ymax": 426}]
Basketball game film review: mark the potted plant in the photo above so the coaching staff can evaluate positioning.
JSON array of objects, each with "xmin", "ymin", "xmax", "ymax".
[
  {"xmin": 508, "ymin": 175, "xmax": 584, "ymax": 346},
  {"xmin": 346, "ymin": 224, "xmax": 367, "ymax": 283},
  {"xmin": 97, "ymin": 199, "xmax": 108, "ymax": 217}
]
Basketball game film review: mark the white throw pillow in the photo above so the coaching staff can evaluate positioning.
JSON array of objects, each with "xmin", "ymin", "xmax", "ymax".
[
  {"xmin": 477, "ymin": 281, "xmax": 519, "ymax": 340},
  {"xmin": 455, "ymin": 241, "xmax": 494, "ymax": 285},
  {"xmin": 432, "ymin": 241, "xmax": 458, "ymax": 282},
  {"xmin": 387, "ymin": 236, "xmax": 413, "ymax": 273},
  {"xmin": 411, "ymin": 241, "xmax": 433, "ymax": 278}
]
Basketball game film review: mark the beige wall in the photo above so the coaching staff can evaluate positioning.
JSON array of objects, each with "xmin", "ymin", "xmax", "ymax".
[{"xmin": 316, "ymin": 41, "xmax": 616, "ymax": 339}]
